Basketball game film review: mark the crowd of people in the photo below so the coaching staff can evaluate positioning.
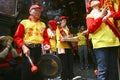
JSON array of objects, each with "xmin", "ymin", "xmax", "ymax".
[{"xmin": 0, "ymin": 0, "xmax": 120, "ymax": 80}]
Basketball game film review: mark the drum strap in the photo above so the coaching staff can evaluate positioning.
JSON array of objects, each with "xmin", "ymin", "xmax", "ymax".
[{"xmin": 105, "ymin": 19, "xmax": 120, "ymax": 40}]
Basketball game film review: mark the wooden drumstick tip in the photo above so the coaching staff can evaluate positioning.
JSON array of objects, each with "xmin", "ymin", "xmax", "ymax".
[
  {"xmin": 31, "ymin": 63, "xmax": 38, "ymax": 73},
  {"xmin": 26, "ymin": 55, "xmax": 38, "ymax": 73}
]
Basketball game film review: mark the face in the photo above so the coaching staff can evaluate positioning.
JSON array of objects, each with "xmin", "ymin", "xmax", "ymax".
[
  {"xmin": 48, "ymin": 24, "xmax": 53, "ymax": 29},
  {"xmin": 60, "ymin": 19, "xmax": 67, "ymax": 27},
  {"xmin": 30, "ymin": 9, "xmax": 41, "ymax": 19},
  {"xmin": 79, "ymin": 26, "xmax": 85, "ymax": 32},
  {"xmin": 81, "ymin": 26, "xmax": 86, "ymax": 30}
]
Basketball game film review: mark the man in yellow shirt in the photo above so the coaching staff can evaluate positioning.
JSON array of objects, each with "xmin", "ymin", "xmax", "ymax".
[
  {"xmin": 14, "ymin": 5, "xmax": 46, "ymax": 80},
  {"xmin": 86, "ymin": 0, "xmax": 120, "ymax": 80}
]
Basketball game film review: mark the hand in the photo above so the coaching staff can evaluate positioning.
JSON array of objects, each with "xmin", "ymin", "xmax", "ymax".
[
  {"xmin": 59, "ymin": 38, "xmax": 64, "ymax": 42},
  {"xmin": 44, "ymin": 44, "xmax": 50, "ymax": 50},
  {"xmin": 22, "ymin": 45, "xmax": 30, "ymax": 56},
  {"xmin": 7, "ymin": 40, "xmax": 12, "ymax": 48},
  {"xmin": 82, "ymin": 30, "xmax": 88, "ymax": 36},
  {"xmin": 76, "ymin": 36, "xmax": 80, "ymax": 40},
  {"xmin": 101, "ymin": 7, "xmax": 108, "ymax": 18}
]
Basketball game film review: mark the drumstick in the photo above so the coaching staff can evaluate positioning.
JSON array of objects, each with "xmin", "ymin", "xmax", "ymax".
[{"xmin": 26, "ymin": 55, "xmax": 38, "ymax": 73}]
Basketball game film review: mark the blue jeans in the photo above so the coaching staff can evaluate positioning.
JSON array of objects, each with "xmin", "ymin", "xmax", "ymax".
[
  {"xmin": 78, "ymin": 45, "xmax": 89, "ymax": 68},
  {"xmin": 94, "ymin": 47, "xmax": 119, "ymax": 80}
]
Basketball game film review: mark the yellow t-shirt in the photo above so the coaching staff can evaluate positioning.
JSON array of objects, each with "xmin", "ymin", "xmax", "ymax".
[
  {"xmin": 21, "ymin": 19, "xmax": 46, "ymax": 44},
  {"xmin": 88, "ymin": 17, "xmax": 120, "ymax": 48},
  {"xmin": 56, "ymin": 27, "xmax": 71, "ymax": 48},
  {"xmin": 77, "ymin": 32, "xmax": 87, "ymax": 46}
]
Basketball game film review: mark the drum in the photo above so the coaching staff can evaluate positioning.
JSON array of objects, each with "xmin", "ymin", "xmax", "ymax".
[
  {"xmin": 61, "ymin": 36, "xmax": 79, "ymax": 42},
  {"xmin": 37, "ymin": 54, "xmax": 62, "ymax": 78}
]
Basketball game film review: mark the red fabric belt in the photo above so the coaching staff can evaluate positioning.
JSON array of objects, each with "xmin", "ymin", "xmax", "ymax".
[{"xmin": 0, "ymin": 63, "xmax": 10, "ymax": 68}]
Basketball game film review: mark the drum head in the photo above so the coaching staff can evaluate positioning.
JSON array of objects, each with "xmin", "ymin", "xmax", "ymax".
[{"xmin": 37, "ymin": 54, "xmax": 62, "ymax": 78}]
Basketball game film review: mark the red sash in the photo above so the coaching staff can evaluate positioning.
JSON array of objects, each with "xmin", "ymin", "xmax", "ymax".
[{"xmin": 105, "ymin": 19, "xmax": 120, "ymax": 40}]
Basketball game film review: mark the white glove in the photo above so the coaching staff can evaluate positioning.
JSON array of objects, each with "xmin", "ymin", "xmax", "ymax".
[
  {"xmin": 11, "ymin": 48, "xmax": 19, "ymax": 58},
  {"xmin": 6, "ymin": 40, "xmax": 12, "ymax": 48},
  {"xmin": 44, "ymin": 44, "xmax": 50, "ymax": 50}
]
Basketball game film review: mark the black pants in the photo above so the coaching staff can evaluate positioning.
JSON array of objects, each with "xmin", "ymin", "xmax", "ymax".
[
  {"xmin": 0, "ymin": 64, "xmax": 21, "ymax": 80},
  {"xmin": 21, "ymin": 46, "xmax": 44, "ymax": 80},
  {"xmin": 58, "ymin": 49, "xmax": 74, "ymax": 80}
]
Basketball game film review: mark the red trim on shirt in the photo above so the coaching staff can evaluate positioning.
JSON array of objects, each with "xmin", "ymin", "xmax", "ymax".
[
  {"xmin": 14, "ymin": 24, "xmax": 25, "ymax": 48},
  {"xmin": 43, "ymin": 28, "xmax": 50, "ymax": 45},
  {"xmin": 86, "ymin": 17, "xmax": 102, "ymax": 33}
]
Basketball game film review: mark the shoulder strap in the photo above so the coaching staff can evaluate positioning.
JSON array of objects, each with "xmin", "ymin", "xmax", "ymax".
[{"xmin": 105, "ymin": 19, "xmax": 120, "ymax": 40}]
